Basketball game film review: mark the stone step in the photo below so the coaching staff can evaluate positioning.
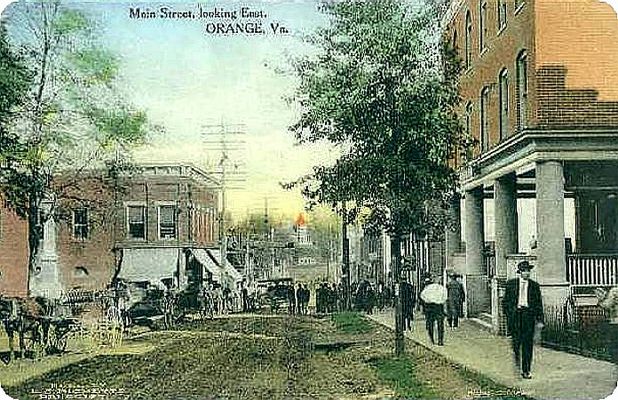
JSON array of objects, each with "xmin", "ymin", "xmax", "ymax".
[
  {"xmin": 468, "ymin": 313, "xmax": 493, "ymax": 333},
  {"xmin": 479, "ymin": 312, "xmax": 493, "ymax": 324}
]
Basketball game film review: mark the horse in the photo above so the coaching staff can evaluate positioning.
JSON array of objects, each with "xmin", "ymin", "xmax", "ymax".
[{"xmin": 0, "ymin": 296, "xmax": 47, "ymax": 363}]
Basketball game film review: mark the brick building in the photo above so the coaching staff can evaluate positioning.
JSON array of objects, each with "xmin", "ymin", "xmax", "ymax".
[
  {"xmin": 2, "ymin": 163, "xmax": 230, "ymax": 299},
  {"xmin": 443, "ymin": 0, "xmax": 618, "ymax": 333},
  {"xmin": 0, "ymin": 200, "xmax": 29, "ymax": 297}
]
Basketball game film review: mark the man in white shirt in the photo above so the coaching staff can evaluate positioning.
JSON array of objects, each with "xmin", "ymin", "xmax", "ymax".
[{"xmin": 503, "ymin": 261, "xmax": 544, "ymax": 379}]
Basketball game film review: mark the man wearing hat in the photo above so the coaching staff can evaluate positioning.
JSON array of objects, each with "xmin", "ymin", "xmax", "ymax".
[
  {"xmin": 446, "ymin": 273, "xmax": 465, "ymax": 329},
  {"xmin": 420, "ymin": 276, "xmax": 448, "ymax": 345},
  {"xmin": 503, "ymin": 260, "xmax": 544, "ymax": 379}
]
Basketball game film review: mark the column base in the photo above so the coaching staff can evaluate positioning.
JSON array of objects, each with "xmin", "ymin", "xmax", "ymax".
[
  {"xmin": 539, "ymin": 282, "xmax": 570, "ymax": 312},
  {"xmin": 30, "ymin": 256, "xmax": 63, "ymax": 299},
  {"xmin": 465, "ymin": 274, "xmax": 491, "ymax": 318}
]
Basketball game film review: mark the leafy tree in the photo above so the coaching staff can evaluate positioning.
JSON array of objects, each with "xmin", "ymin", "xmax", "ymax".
[
  {"xmin": 0, "ymin": 23, "xmax": 31, "ymax": 202},
  {"xmin": 1, "ymin": 2, "xmax": 151, "ymax": 285},
  {"xmin": 289, "ymin": 0, "xmax": 469, "ymax": 354}
]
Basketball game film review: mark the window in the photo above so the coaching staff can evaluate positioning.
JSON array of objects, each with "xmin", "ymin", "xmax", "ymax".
[
  {"xmin": 499, "ymin": 69, "xmax": 509, "ymax": 140},
  {"xmin": 159, "ymin": 205, "xmax": 177, "ymax": 239},
  {"xmin": 498, "ymin": 0, "xmax": 507, "ymax": 30},
  {"xmin": 480, "ymin": 87, "xmax": 489, "ymax": 152},
  {"xmin": 479, "ymin": 2, "xmax": 487, "ymax": 52},
  {"xmin": 127, "ymin": 206, "xmax": 146, "ymax": 239},
  {"xmin": 452, "ymin": 30, "xmax": 458, "ymax": 50},
  {"xmin": 465, "ymin": 11, "xmax": 472, "ymax": 70},
  {"xmin": 515, "ymin": 0, "xmax": 525, "ymax": 11},
  {"xmin": 465, "ymin": 102, "xmax": 473, "ymax": 161},
  {"xmin": 73, "ymin": 208, "xmax": 89, "ymax": 239},
  {"xmin": 516, "ymin": 51, "xmax": 528, "ymax": 130}
]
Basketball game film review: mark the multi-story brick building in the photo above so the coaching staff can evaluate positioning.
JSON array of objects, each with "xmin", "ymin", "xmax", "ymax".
[
  {"xmin": 443, "ymin": 0, "xmax": 618, "ymax": 333},
  {"xmin": 1, "ymin": 163, "xmax": 232, "ymax": 299},
  {"xmin": 0, "ymin": 199, "xmax": 29, "ymax": 297}
]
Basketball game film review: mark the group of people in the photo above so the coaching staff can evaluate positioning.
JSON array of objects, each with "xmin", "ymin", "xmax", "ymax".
[
  {"xmin": 416, "ymin": 273, "xmax": 466, "ymax": 346},
  {"xmin": 289, "ymin": 283, "xmax": 311, "ymax": 314},
  {"xmin": 202, "ymin": 283, "xmax": 238, "ymax": 315},
  {"xmin": 315, "ymin": 282, "xmax": 343, "ymax": 313},
  {"xmin": 352, "ymin": 280, "xmax": 397, "ymax": 313}
]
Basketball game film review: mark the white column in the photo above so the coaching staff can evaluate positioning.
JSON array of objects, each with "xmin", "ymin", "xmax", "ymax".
[
  {"xmin": 465, "ymin": 187, "xmax": 486, "ymax": 317},
  {"xmin": 494, "ymin": 173, "xmax": 518, "ymax": 278},
  {"xmin": 536, "ymin": 160, "xmax": 569, "ymax": 308},
  {"xmin": 445, "ymin": 193, "xmax": 462, "ymax": 272}
]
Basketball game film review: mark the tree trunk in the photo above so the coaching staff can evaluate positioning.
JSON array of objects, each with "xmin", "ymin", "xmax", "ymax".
[
  {"xmin": 391, "ymin": 234, "xmax": 404, "ymax": 356},
  {"xmin": 27, "ymin": 198, "xmax": 41, "ymax": 294}
]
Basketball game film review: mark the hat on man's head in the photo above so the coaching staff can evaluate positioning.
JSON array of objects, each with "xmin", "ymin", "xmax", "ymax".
[{"xmin": 517, "ymin": 261, "xmax": 534, "ymax": 272}]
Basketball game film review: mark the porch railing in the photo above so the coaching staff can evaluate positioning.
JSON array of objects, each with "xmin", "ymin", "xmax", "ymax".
[{"xmin": 567, "ymin": 254, "xmax": 618, "ymax": 286}]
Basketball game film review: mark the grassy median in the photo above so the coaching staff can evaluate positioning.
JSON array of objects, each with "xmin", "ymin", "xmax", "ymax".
[{"xmin": 2, "ymin": 313, "xmax": 530, "ymax": 399}]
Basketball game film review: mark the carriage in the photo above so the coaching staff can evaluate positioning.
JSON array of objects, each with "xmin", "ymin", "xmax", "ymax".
[
  {"xmin": 0, "ymin": 296, "xmax": 83, "ymax": 362},
  {"xmin": 256, "ymin": 278, "xmax": 295, "ymax": 313}
]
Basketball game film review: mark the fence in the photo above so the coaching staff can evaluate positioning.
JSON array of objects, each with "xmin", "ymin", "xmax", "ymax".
[
  {"xmin": 567, "ymin": 254, "xmax": 618, "ymax": 286},
  {"xmin": 540, "ymin": 302, "xmax": 611, "ymax": 361}
]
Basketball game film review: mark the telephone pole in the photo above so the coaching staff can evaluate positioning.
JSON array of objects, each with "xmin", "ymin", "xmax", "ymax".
[{"xmin": 202, "ymin": 123, "xmax": 246, "ymax": 289}]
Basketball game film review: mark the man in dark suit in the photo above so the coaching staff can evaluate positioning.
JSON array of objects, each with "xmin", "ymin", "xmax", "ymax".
[{"xmin": 503, "ymin": 261, "xmax": 544, "ymax": 379}]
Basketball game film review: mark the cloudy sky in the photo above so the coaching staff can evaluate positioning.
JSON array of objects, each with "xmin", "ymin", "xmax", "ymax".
[{"xmin": 5, "ymin": 0, "xmax": 339, "ymax": 218}]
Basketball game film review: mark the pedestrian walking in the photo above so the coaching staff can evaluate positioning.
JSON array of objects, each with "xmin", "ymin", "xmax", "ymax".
[
  {"xmin": 446, "ymin": 273, "xmax": 465, "ymax": 329},
  {"xmin": 595, "ymin": 285, "xmax": 618, "ymax": 365},
  {"xmin": 420, "ymin": 276, "xmax": 447, "ymax": 345},
  {"xmin": 366, "ymin": 284, "xmax": 376, "ymax": 314},
  {"xmin": 503, "ymin": 261, "xmax": 544, "ymax": 379},
  {"xmin": 303, "ymin": 284, "xmax": 311, "ymax": 314},
  {"xmin": 401, "ymin": 280, "xmax": 416, "ymax": 331},
  {"xmin": 296, "ymin": 283, "xmax": 303, "ymax": 314},
  {"xmin": 331, "ymin": 283, "xmax": 339, "ymax": 312}
]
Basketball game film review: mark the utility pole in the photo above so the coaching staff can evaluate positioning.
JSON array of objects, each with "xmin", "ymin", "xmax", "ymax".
[{"xmin": 202, "ymin": 123, "xmax": 246, "ymax": 290}]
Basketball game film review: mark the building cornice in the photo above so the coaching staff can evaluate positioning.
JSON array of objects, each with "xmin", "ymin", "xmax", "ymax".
[{"xmin": 461, "ymin": 128, "xmax": 618, "ymax": 190}]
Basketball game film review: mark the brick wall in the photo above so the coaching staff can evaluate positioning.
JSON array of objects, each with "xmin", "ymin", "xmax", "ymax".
[
  {"xmin": 446, "ymin": 0, "xmax": 618, "ymax": 161},
  {"xmin": 0, "ymin": 204, "xmax": 29, "ymax": 297},
  {"xmin": 537, "ymin": 65, "xmax": 618, "ymax": 128},
  {"xmin": 447, "ymin": 0, "xmax": 536, "ymax": 157}
]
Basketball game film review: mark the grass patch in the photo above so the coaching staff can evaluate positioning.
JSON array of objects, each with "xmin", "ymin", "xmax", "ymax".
[
  {"xmin": 370, "ymin": 355, "xmax": 439, "ymax": 399},
  {"xmin": 331, "ymin": 312, "xmax": 374, "ymax": 334}
]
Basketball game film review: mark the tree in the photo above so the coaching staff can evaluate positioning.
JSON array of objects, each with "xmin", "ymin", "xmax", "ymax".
[
  {"xmin": 0, "ymin": 1, "xmax": 151, "ymax": 294},
  {"xmin": 289, "ymin": 0, "xmax": 469, "ymax": 354}
]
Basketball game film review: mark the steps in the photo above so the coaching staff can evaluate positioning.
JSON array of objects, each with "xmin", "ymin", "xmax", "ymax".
[{"xmin": 468, "ymin": 312, "xmax": 494, "ymax": 332}]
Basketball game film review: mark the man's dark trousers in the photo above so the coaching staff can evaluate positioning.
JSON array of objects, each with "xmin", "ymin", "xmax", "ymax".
[
  {"xmin": 425, "ymin": 304, "xmax": 445, "ymax": 344},
  {"xmin": 512, "ymin": 308, "xmax": 536, "ymax": 374}
]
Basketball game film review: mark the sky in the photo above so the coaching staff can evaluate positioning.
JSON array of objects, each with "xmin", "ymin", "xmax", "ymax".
[{"xmin": 3, "ymin": 0, "xmax": 339, "ymax": 219}]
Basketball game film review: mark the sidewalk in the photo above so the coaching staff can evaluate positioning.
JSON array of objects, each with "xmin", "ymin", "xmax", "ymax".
[{"xmin": 368, "ymin": 310, "xmax": 617, "ymax": 400}]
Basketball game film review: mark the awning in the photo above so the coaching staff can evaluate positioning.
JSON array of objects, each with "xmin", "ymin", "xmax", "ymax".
[
  {"xmin": 118, "ymin": 248, "xmax": 179, "ymax": 286},
  {"xmin": 189, "ymin": 249, "xmax": 222, "ymax": 282},
  {"xmin": 209, "ymin": 249, "xmax": 243, "ymax": 283}
]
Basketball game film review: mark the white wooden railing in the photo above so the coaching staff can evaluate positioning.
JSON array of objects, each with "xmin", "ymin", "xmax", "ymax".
[{"xmin": 567, "ymin": 254, "xmax": 618, "ymax": 286}]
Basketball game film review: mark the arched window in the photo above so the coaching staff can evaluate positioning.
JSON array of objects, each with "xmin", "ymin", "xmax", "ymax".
[
  {"xmin": 499, "ymin": 68, "xmax": 509, "ymax": 140},
  {"xmin": 464, "ymin": 102, "xmax": 473, "ymax": 163},
  {"xmin": 516, "ymin": 51, "xmax": 528, "ymax": 130},
  {"xmin": 479, "ymin": 2, "xmax": 487, "ymax": 52},
  {"xmin": 498, "ymin": 0, "xmax": 507, "ymax": 30},
  {"xmin": 480, "ymin": 87, "xmax": 489, "ymax": 152},
  {"xmin": 465, "ymin": 11, "xmax": 472, "ymax": 70},
  {"xmin": 74, "ymin": 266, "xmax": 89, "ymax": 278}
]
